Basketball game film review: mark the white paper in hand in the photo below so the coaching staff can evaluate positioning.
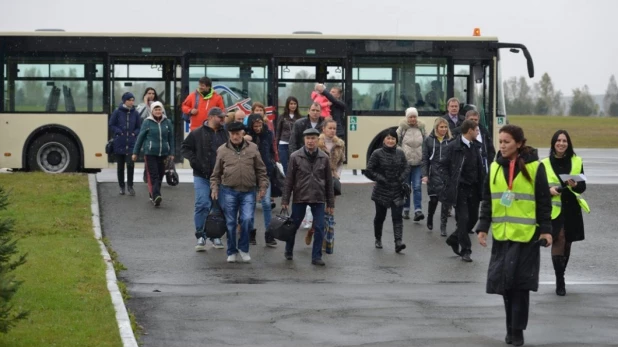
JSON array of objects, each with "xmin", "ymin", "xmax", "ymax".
[{"xmin": 559, "ymin": 173, "xmax": 587, "ymax": 182}]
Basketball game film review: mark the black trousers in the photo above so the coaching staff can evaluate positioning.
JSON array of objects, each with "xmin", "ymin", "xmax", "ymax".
[
  {"xmin": 448, "ymin": 184, "xmax": 480, "ymax": 254},
  {"xmin": 503, "ymin": 290, "xmax": 530, "ymax": 330},
  {"xmin": 374, "ymin": 201, "xmax": 404, "ymax": 241},
  {"xmin": 116, "ymin": 154, "xmax": 134, "ymax": 187},
  {"xmin": 144, "ymin": 155, "xmax": 165, "ymax": 199}
]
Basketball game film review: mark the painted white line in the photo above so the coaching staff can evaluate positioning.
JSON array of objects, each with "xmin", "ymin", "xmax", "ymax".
[
  {"xmin": 539, "ymin": 281, "xmax": 618, "ymax": 285},
  {"xmin": 89, "ymin": 174, "xmax": 139, "ymax": 347}
]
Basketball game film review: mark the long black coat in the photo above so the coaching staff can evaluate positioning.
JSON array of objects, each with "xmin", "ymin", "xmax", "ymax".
[
  {"xmin": 421, "ymin": 131, "xmax": 452, "ymax": 196},
  {"xmin": 437, "ymin": 136, "xmax": 486, "ymax": 206},
  {"xmin": 546, "ymin": 156, "xmax": 586, "ymax": 242},
  {"xmin": 476, "ymin": 150, "xmax": 553, "ymax": 295},
  {"xmin": 364, "ymin": 145, "xmax": 410, "ymax": 208}
]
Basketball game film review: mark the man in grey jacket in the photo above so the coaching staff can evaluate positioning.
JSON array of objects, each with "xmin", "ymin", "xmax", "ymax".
[{"xmin": 281, "ymin": 128, "xmax": 335, "ymax": 266}]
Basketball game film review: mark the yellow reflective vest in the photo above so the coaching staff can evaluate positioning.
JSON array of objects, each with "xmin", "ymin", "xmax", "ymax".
[
  {"xmin": 489, "ymin": 161, "xmax": 540, "ymax": 242},
  {"xmin": 541, "ymin": 156, "xmax": 590, "ymax": 219}
]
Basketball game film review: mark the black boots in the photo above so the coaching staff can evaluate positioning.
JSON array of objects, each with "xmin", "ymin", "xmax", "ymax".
[
  {"xmin": 427, "ymin": 197, "xmax": 437, "ymax": 231},
  {"xmin": 440, "ymin": 212, "xmax": 448, "ymax": 237},
  {"xmin": 552, "ymin": 255, "xmax": 567, "ymax": 296},
  {"xmin": 511, "ymin": 329, "xmax": 524, "ymax": 346},
  {"xmin": 394, "ymin": 222, "xmax": 406, "ymax": 253},
  {"xmin": 250, "ymin": 229, "xmax": 257, "ymax": 245}
]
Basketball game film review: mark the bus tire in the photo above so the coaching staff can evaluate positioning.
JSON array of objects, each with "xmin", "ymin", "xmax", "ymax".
[{"xmin": 27, "ymin": 133, "xmax": 80, "ymax": 173}]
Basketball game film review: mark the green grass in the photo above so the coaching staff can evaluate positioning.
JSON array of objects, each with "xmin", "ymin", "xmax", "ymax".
[
  {"xmin": 0, "ymin": 173, "xmax": 122, "ymax": 347},
  {"xmin": 508, "ymin": 115, "xmax": 618, "ymax": 148}
]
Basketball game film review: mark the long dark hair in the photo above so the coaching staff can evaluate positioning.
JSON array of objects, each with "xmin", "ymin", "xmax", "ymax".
[
  {"xmin": 549, "ymin": 129, "xmax": 575, "ymax": 159},
  {"xmin": 142, "ymin": 87, "xmax": 160, "ymax": 102},
  {"xmin": 283, "ymin": 96, "xmax": 301, "ymax": 118},
  {"xmin": 499, "ymin": 124, "xmax": 533, "ymax": 182}
]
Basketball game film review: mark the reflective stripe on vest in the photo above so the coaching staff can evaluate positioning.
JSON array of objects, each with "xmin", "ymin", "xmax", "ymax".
[
  {"xmin": 541, "ymin": 156, "xmax": 590, "ymax": 217},
  {"xmin": 489, "ymin": 161, "xmax": 540, "ymax": 242}
]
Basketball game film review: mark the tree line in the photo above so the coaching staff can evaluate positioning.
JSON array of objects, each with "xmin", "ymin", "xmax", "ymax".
[{"xmin": 503, "ymin": 73, "xmax": 618, "ymax": 117}]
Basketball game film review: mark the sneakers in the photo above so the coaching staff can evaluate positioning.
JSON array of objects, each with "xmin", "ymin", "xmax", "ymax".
[
  {"xmin": 212, "ymin": 238, "xmax": 224, "ymax": 249},
  {"xmin": 195, "ymin": 237, "xmax": 206, "ymax": 252},
  {"xmin": 375, "ymin": 240, "xmax": 383, "ymax": 249},
  {"xmin": 127, "ymin": 186, "xmax": 135, "ymax": 196},
  {"xmin": 119, "ymin": 186, "xmax": 126, "ymax": 195},
  {"xmin": 266, "ymin": 238, "xmax": 278, "ymax": 248},
  {"xmin": 153, "ymin": 196, "xmax": 162, "ymax": 207},
  {"xmin": 227, "ymin": 254, "xmax": 238, "ymax": 263},
  {"xmin": 413, "ymin": 211, "xmax": 425, "ymax": 222},
  {"xmin": 461, "ymin": 252, "xmax": 473, "ymax": 262},
  {"xmin": 238, "ymin": 251, "xmax": 251, "ymax": 263},
  {"xmin": 402, "ymin": 210, "xmax": 410, "ymax": 220},
  {"xmin": 304, "ymin": 228, "xmax": 314, "ymax": 245},
  {"xmin": 311, "ymin": 258, "xmax": 325, "ymax": 266}
]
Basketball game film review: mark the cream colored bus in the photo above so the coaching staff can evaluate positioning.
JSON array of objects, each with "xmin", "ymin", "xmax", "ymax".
[{"xmin": 0, "ymin": 31, "xmax": 533, "ymax": 172}]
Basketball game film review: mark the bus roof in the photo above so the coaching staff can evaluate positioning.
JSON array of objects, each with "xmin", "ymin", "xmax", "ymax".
[{"xmin": 0, "ymin": 31, "xmax": 499, "ymax": 42}]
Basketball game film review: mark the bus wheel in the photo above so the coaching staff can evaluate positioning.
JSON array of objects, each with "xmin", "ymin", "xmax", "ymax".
[{"xmin": 27, "ymin": 133, "xmax": 80, "ymax": 173}]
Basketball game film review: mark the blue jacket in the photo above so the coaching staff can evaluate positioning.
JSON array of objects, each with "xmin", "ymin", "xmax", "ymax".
[
  {"xmin": 109, "ymin": 104, "xmax": 141, "ymax": 155},
  {"xmin": 134, "ymin": 115, "xmax": 174, "ymax": 157}
]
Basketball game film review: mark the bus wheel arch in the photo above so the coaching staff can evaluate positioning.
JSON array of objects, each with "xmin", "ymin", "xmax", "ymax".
[{"xmin": 23, "ymin": 125, "xmax": 84, "ymax": 173}]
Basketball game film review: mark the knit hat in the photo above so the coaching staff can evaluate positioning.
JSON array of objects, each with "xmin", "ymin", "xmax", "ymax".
[
  {"xmin": 122, "ymin": 92, "xmax": 135, "ymax": 103},
  {"xmin": 150, "ymin": 101, "xmax": 164, "ymax": 112}
]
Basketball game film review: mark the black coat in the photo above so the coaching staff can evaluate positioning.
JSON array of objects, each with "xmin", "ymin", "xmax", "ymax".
[
  {"xmin": 476, "ymin": 150, "xmax": 553, "ymax": 295},
  {"xmin": 452, "ymin": 123, "xmax": 496, "ymax": 171},
  {"xmin": 322, "ymin": 89, "xmax": 346, "ymax": 137},
  {"xmin": 437, "ymin": 135, "xmax": 486, "ymax": 206},
  {"xmin": 181, "ymin": 123, "xmax": 229, "ymax": 179},
  {"xmin": 547, "ymin": 156, "xmax": 586, "ymax": 242},
  {"xmin": 421, "ymin": 131, "xmax": 452, "ymax": 196},
  {"xmin": 364, "ymin": 145, "xmax": 410, "ymax": 207},
  {"xmin": 443, "ymin": 113, "xmax": 464, "ymax": 131},
  {"xmin": 246, "ymin": 119, "xmax": 276, "ymax": 177},
  {"xmin": 288, "ymin": 116, "xmax": 325, "ymax": 154}
]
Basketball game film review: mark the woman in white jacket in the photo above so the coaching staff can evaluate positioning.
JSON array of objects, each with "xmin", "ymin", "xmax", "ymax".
[{"xmin": 397, "ymin": 107, "xmax": 426, "ymax": 221}]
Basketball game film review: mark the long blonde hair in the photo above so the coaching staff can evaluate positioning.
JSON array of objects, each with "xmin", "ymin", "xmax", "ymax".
[{"xmin": 433, "ymin": 118, "xmax": 453, "ymax": 139}]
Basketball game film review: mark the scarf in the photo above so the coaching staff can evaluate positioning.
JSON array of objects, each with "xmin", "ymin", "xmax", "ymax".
[{"xmin": 200, "ymin": 89, "xmax": 214, "ymax": 100}]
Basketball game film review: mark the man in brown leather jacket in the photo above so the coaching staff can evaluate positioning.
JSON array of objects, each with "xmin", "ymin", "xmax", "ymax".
[{"xmin": 281, "ymin": 128, "xmax": 335, "ymax": 266}]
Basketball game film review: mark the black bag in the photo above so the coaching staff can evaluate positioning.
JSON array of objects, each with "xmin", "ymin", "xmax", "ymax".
[
  {"xmin": 164, "ymin": 158, "xmax": 179, "ymax": 186},
  {"xmin": 182, "ymin": 92, "xmax": 199, "ymax": 124},
  {"xmin": 105, "ymin": 139, "xmax": 114, "ymax": 155},
  {"xmin": 333, "ymin": 177, "xmax": 342, "ymax": 196},
  {"xmin": 204, "ymin": 200, "xmax": 227, "ymax": 239},
  {"xmin": 267, "ymin": 208, "xmax": 297, "ymax": 242},
  {"xmin": 270, "ymin": 162, "xmax": 285, "ymax": 198}
]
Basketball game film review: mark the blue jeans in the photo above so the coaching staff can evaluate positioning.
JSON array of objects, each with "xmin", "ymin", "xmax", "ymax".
[
  {"xmin": 193, "ymin": 176, "xmax": 212, "ymax": 239},
  {"xmin": 220, "ymin": 185, "xmax": 256, "ymax": 256},
  {"xmin": 278, "ymin": 144, "xmax": 289, "ymax": 175},
  {"xmin": 404, "ymin": 165, "xmax": 422, "ymax": 212},
  {"xmin": 249, "ymin": 185, "xmax": 273, "ymax": 241},
  {"xmin": 286, "ymin": 202, "xmax": 325, "ymax": 260}
]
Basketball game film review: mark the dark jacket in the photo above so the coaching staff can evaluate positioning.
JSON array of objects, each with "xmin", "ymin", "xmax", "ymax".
[
  {"xmin": 109, "ymin": 104, "xmax": 141, "ymax": 155},
  {"xmin": 322, "ymin": 89, "xmax": 346, "ymax": 137},
  {"xmin": 181, "ymin": 122, "xmax": 229, "ymax": 179},
  {"xmin": 276, "ymin": 112, "xmax": 303, "ymax": 146},
  {"xmin": 282, "ymin": 147, "xmax": 334, "ymax": 208},
  {"xmin": 476, "ymin": 149, "xmax": 552, "ymax": 295},
  {"xmin": 421, "ymin": 131, "xmax": 452, "ymax": 196},
  {"xmin": 247, "ymin": 117, "xmax": 276, "ymax": 176},
  {"xmin": 442, "ymin": 113, "xmax": 465, "ymax": 131},
  {"xmin": 288, "ymin": 116, "xmax": 325, "ymax": 154},
  {"xmin": 133, "ymin": 115, "xmax": 174, "ymax": 157},
  {"xmin": 437, "ymin": 135, "xmax": 486, "ymax": 206},
  {"xmin": 452, "ymin": 123, "xmax": 496, "ymax": 170},
  {"xmin": 364, "ymin": 145, "xmax": 410, "ymax": 208},
  {"xmin": 547, "ymin": 156, "xmax": 586, "ymax": 242}
]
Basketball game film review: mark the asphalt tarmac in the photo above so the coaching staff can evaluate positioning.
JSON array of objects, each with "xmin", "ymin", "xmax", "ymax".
[{"xmin": 98, "ymin": 179, "xmax": 618, "ymax": 347}]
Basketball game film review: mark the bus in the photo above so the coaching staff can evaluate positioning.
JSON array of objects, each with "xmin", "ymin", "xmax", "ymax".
[{"xmin": 0, "ymin": 31, "xmax": 534, "ymax": 172}]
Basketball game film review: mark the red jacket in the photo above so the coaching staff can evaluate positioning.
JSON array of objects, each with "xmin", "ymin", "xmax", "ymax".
[{"xmin": 182, "ymin": 91, "xmax": 225, "ymax": 131}]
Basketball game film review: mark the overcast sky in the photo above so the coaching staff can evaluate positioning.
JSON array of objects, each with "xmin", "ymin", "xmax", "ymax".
[{"xmin": 1, "ymin": 0, "xmax": 616, "ymax": 96}]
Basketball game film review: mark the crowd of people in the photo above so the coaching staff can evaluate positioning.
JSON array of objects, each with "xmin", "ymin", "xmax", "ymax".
[{"xmin": 109, "ymin": 76, "xmax": 589, "ymax": 347}]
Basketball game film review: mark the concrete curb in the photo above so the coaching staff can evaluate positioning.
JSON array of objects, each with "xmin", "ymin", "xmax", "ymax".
[{"xmin": 88, "ymin": 174, "xmax": 139, "ymax": 347}]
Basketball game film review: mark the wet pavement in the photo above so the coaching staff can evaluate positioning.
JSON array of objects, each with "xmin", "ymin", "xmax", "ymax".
[{"xmin": 98, "ymin": 179, "xmax": 618, "ymax": 347}]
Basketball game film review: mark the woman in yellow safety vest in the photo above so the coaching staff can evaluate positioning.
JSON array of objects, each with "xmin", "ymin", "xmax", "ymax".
[
  {"xmin": 476, "ymin": 125, "xmax": 553, "ymax": 347},
  {"xmin": 541, "ymin": 130, "xmax": 589, "ymax": 297}
]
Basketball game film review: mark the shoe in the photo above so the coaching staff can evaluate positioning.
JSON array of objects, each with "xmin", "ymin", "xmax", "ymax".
[
  {"xmin": 212, "ymin": 238, "xmax": 224, "ymax": 249},
  {"xmin": 266, "ymin": 238, "xmax": 278, "ymax": 248},
  {"xmin": 505, "ymin": 333, "xmax": 512, "ymax": 344},
  {"xmin": 250, "ymin": 229, "xmax": 257, "ymax": 246},
  {"xmin": 395, "ymin": 240, "xmax": 406, "ymax": 253},
  {"xmin": 119, "ymin": 186, "xmax": 125, "ymax": 195},
  {"xmin": 402, "ymin": 210, "xmax": 410, "ymax": 220},
  {"xmin": 311, "ymin": 258, "xmax": 325, "ymax": 266},
  {"xmin": 305, "ymin": 228, "xmax": 314, "ymax": 245},
  {"xmin": 195, "ymin": 237, "xmax": 206, "ymax": 252},
  {"xmin": 552, "ymin": 255, "xmax": 567, "ymax": 296},
  {"xmin": 413, "ymin": 211, "xmax": 425, "ymax": 222},
  {"xmin": 461, "ymin": 252, "xmax": 473, "ymax": 262},
  {"xmin": 127, "ymin": 186, "xmax": 135, "ymax": 196},
  {"xmin": 271, "ymin": 201, "xmax": 276, "ymax": 209},
  {"xmin": 445, "ymin": 236, "xmax": 461, "ymax": 256},
  {"xmin": 227, "ymin": 254, "xmax": 237, "ymax": 263},
  {"xmin": 427, "ymin": 218, "xmax": 433, "ymax": 231},
  {"xmin": 153, "ymin": 196, "xmax": 162, "ymax": 207},
  {"xmin": 511, "ymin": 329, "xmax": 524, "ymax": 346},
  {"xmin": 375, "ymin": 240, "xmax": 383, "ymax": 249},
  {"xmin": 238, "ymin": 251, "xmax": 251, "ymax": 263},
  {"xmin": 284, "ymin": 252, "xmax": 293, "ymax": 260}
]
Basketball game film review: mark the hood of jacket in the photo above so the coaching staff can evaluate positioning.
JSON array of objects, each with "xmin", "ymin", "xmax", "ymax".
[
  {"xmin": 398, "ymin": 118, "xmax": 426, "ymax": 132},
  {"xmin": 145, "ymin": 113, "xmax": 168, "ymax": 122},
  {"xmin": 247, "ymin": 115, "xmax": 270, "ymax": 138}
]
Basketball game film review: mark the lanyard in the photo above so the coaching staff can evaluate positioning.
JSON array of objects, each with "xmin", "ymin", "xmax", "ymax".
[{"xmin": 508, "ymin": 159, "xmax": 516, "ymax": 191}]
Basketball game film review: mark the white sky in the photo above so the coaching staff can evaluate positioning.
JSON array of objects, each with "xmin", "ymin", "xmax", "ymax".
[{"xmin": 1, "ymin": 0, "xmax": 616, "ymax": 96}]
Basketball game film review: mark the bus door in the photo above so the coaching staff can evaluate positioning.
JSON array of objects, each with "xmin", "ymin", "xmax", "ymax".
[
  {"xmin": 274, "ymin": 59, "xmax": 345, "ymax": 116},
  {"xmin": 109, "ymin": 57, "xmax": 182, "ymax": 160}
]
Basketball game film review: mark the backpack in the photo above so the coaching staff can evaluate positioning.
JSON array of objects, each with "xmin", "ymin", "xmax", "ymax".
[{"xmin": 182, "ymin": 92, "xmax": 199, "ymax": 124}]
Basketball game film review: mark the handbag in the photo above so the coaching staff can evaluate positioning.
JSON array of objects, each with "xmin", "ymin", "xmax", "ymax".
[
  {"xmin": 267, "ymin": 208, "xmax": 297, "ymax": 242},
  {"xmin": 105, "ymin": 139, "xmax": 114, "ymax": 155},
  {"xmin": 323, "ymin": 213, "xmax": 335, "ymax": 254},
  {"xmin": 164, "ymin": 158, "xmax": 179, "ymax": 186},
  {"xmin": 333, "ymin": 177, "xmax": 342, "ymax": 196},
  {"xmin": 204, "ymin": 199, "xmax": 227, "ymax": 239}
]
